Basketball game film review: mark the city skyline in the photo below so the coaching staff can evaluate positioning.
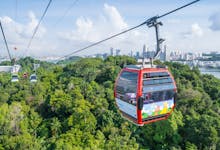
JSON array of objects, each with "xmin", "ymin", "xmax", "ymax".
[
  {"xmin": 0, "ymin": 0, "xmax": 220, "ymax": 57},
  {"xmin": 0, "ymin": 45, "xmax": 220, "ymax": 61}
]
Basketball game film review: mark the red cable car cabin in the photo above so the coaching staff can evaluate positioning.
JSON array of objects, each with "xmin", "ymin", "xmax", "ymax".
[{"xmin": 114, "ymin": 65, "xmax": 177, "ymax": 126}]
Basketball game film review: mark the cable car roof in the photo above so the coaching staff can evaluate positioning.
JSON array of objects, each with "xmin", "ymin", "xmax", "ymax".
[{"xmin": 124, "ymin": 64, "xmax": 167, "ymax": 70}]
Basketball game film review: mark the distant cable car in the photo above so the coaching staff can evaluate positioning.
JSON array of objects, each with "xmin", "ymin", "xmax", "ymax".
[
  {"xmin": 30, "ymin": 74, "xmax": 37, "ymax": 82},
  {"xmin": 114, "ymin": 64, "xmax": 177, "ymax": 126},
  {"xmin": 11, "ymin": 74, "xmax": 19, "ymax": 82}
]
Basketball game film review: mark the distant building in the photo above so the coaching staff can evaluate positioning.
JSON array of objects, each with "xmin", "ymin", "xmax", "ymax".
[
  {"xmin": 142, "ymin": 45, "xmax": 156, "ymax": 59},
  {"xmin": 130, "ymin": 50, "xmax": 133, "ymax": 57},
  {"xmin": 11, "ymin": 65, "xmax": 21, "ymax": 73},
  {"xmin": 164, "ymin": 45, "xmax": 167, "ymax": 61},
  {"xmin": 142, "ymin": 45, "xmax": 146, "ymax": 58},
  {"xmin": 159, "ymin": 50, "xmax": 166, "ymax": 62},
  {"xmin": 135, "ymin": 51, "xmax": 140, "ymax": 59},
  {"xmin": 103, "ymin": 53, "xmax": 108, "ymax": 59},
  {"xmin": 0, "ymin": 65, "xmax": 20, "ymax": 73},
  {"xmin": 116, "ymin": 49, "xmax": 121, "ymax": 56},
  {"xmin": 95, "ymin": 53, "xmax": 103, "ymax": 58},
  {"xmin": 0, "ymin": 66, "xmax": 13, "ymax": 72},
  {"xmin": 110, "ymin": 47, "xmax": 114, "ymax": 56},
  {"xmin": 166, "ymin": 49, "xmax": 170, "ymax": 61},
  {"xmin": 146, "ymin": 51, "xmax": 155, "ymax": 58}
]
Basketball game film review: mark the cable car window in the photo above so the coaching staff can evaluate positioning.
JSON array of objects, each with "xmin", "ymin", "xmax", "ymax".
[
  {"xmin": 12, "ymin": 75, "xmax": 18, "ymax": 78},
  {"xmin": 143, "ymin": 80, "xmax": 154, "ymax": 85},
  {"xmin": 143, "ymin": 72, "xmax": 174, "ymax": 93},
  {"xmin": 31, "ymin": 76, "xmax": 37, "ymax": 80},
  {"xmin": 143, "ymin": 83, "xmax": 175, "ymax": 93},
  {"xmin": 143, "ymin": 90, "xmax": 175, "ymax": 103},
  {"xmin": 143, "ymin": 77, "xmax": 173, "ymax": 85},
  {"xmin": 143, "ymin": 72, "xmax": 169, "ymax": 78},
  {"xmin": 165, "ymin": 90, "xmax": 175, "ymax": 100},
  {"xmin": 116, "ymin": 71, "xmax": 138, "ymax": 105}
]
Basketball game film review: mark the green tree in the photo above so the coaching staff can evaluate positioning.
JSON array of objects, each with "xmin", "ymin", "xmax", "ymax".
[{"xmin": 49, "ymin": 89, "xmax": 72, "ymax": 116}]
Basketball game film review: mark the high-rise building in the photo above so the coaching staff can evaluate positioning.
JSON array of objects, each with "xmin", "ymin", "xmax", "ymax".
[
  {"xmin": 164, "ymin": 45, "xmax": 167, "ymax": 61},
  {"xmin": 103, "ymin": 53, "xmax": 108, "ymax": 59},
  {"xmin": 130, "ymin": 50, "xmax": 133, "ymax": 57},
  {"xmin": 159, "ymin": 45, "xmax": 167, "ymax": 62},
  {"xmin": 142, "ymin": 45, "xmax": 146, "ymax": 58},
  {"xmin": 135, "ymin": 51, "xmax": 140, "ymax": 59},
  {"xmin": 116, "ymin": 49, "xmax": 121, "ymax": 56},
  {"xmin": 110, "ymin": 47, "xmax": 114, "ymax": 56}
]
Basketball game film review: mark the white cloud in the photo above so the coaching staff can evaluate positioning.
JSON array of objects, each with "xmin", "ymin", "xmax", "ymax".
[
  {"xmin": 60, "ymin": 3, "xmax": 129, "ymax": 43},
  {"xmin": 58, "ymin": 3, "xmax": 147, "ymax": 56},
  {"xmin": 0, "ymin": 11, "xmax": 47, "ymax": 56},
  {"xmin": 22, "ymin": 11, "xmax": 46, "ymax": 38},
  {"xmin": 76, "ymin": 17, "xmax": 93, "ymax": 39},
  {"xmin": 209, "ymin": 12, "xmax": 220, "ymax": 31},
  {"xmin": 103, "ymin": 3, "xmax": 128, "ymax": 30},
  {"xmin": 183, "ymin": 23, "xmax": 203, "ymax": 38},
  {"xmin": 165, "ymin": 23, "xmax": 220, "ymax": 53},
  {"xmin": 61, "ymin": 17, "xmax": 94, "ymax": 42},
  {"xmin": 1, "ymin": 16, "xmax": 13, "ymax": 24},
  {"xmin": 1, "ymin": 11, "xmax": 46, "ymax": 39},
  {"xmin": 191, "ymin": 23, "xmax": 203, "ymax": 37}
]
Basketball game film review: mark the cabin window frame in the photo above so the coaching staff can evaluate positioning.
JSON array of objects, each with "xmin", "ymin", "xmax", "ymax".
[{"xmin": 116, "ymin": 71, "xmax": 138, "ymax": 105}]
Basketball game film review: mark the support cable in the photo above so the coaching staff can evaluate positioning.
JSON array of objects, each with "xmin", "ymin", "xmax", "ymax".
[
  {"xmin": 0, "ymin": 21, "xmax": 13, "ymax": 64},
  {"xmin": 24, "ymin": 0, "xmax": 53, "ymax": 56},
  {"xmin": 53, "ymin": 0, "xmax": 79, "ymax": 27}
]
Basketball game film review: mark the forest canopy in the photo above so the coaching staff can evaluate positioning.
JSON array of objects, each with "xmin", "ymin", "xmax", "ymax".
[{"xmin": 0, "ymin": 56, "xmax": 219, "ymax": 150}]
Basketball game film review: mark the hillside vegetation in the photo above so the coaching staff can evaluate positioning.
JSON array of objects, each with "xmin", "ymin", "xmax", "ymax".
[{"xmin": 0, "ymin": 56, "xmax": 219, "ymax": 150}]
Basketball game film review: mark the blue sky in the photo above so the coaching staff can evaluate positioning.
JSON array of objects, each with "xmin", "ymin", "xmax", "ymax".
[{"xmin": 0, "ymin": 0, "xmax": 220, "ymax": 57}]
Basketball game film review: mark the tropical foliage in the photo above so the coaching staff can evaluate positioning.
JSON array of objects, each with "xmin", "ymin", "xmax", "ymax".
[{"xmin": 0, "ymin": 56, "xmax": 219, "ymax": 150}]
